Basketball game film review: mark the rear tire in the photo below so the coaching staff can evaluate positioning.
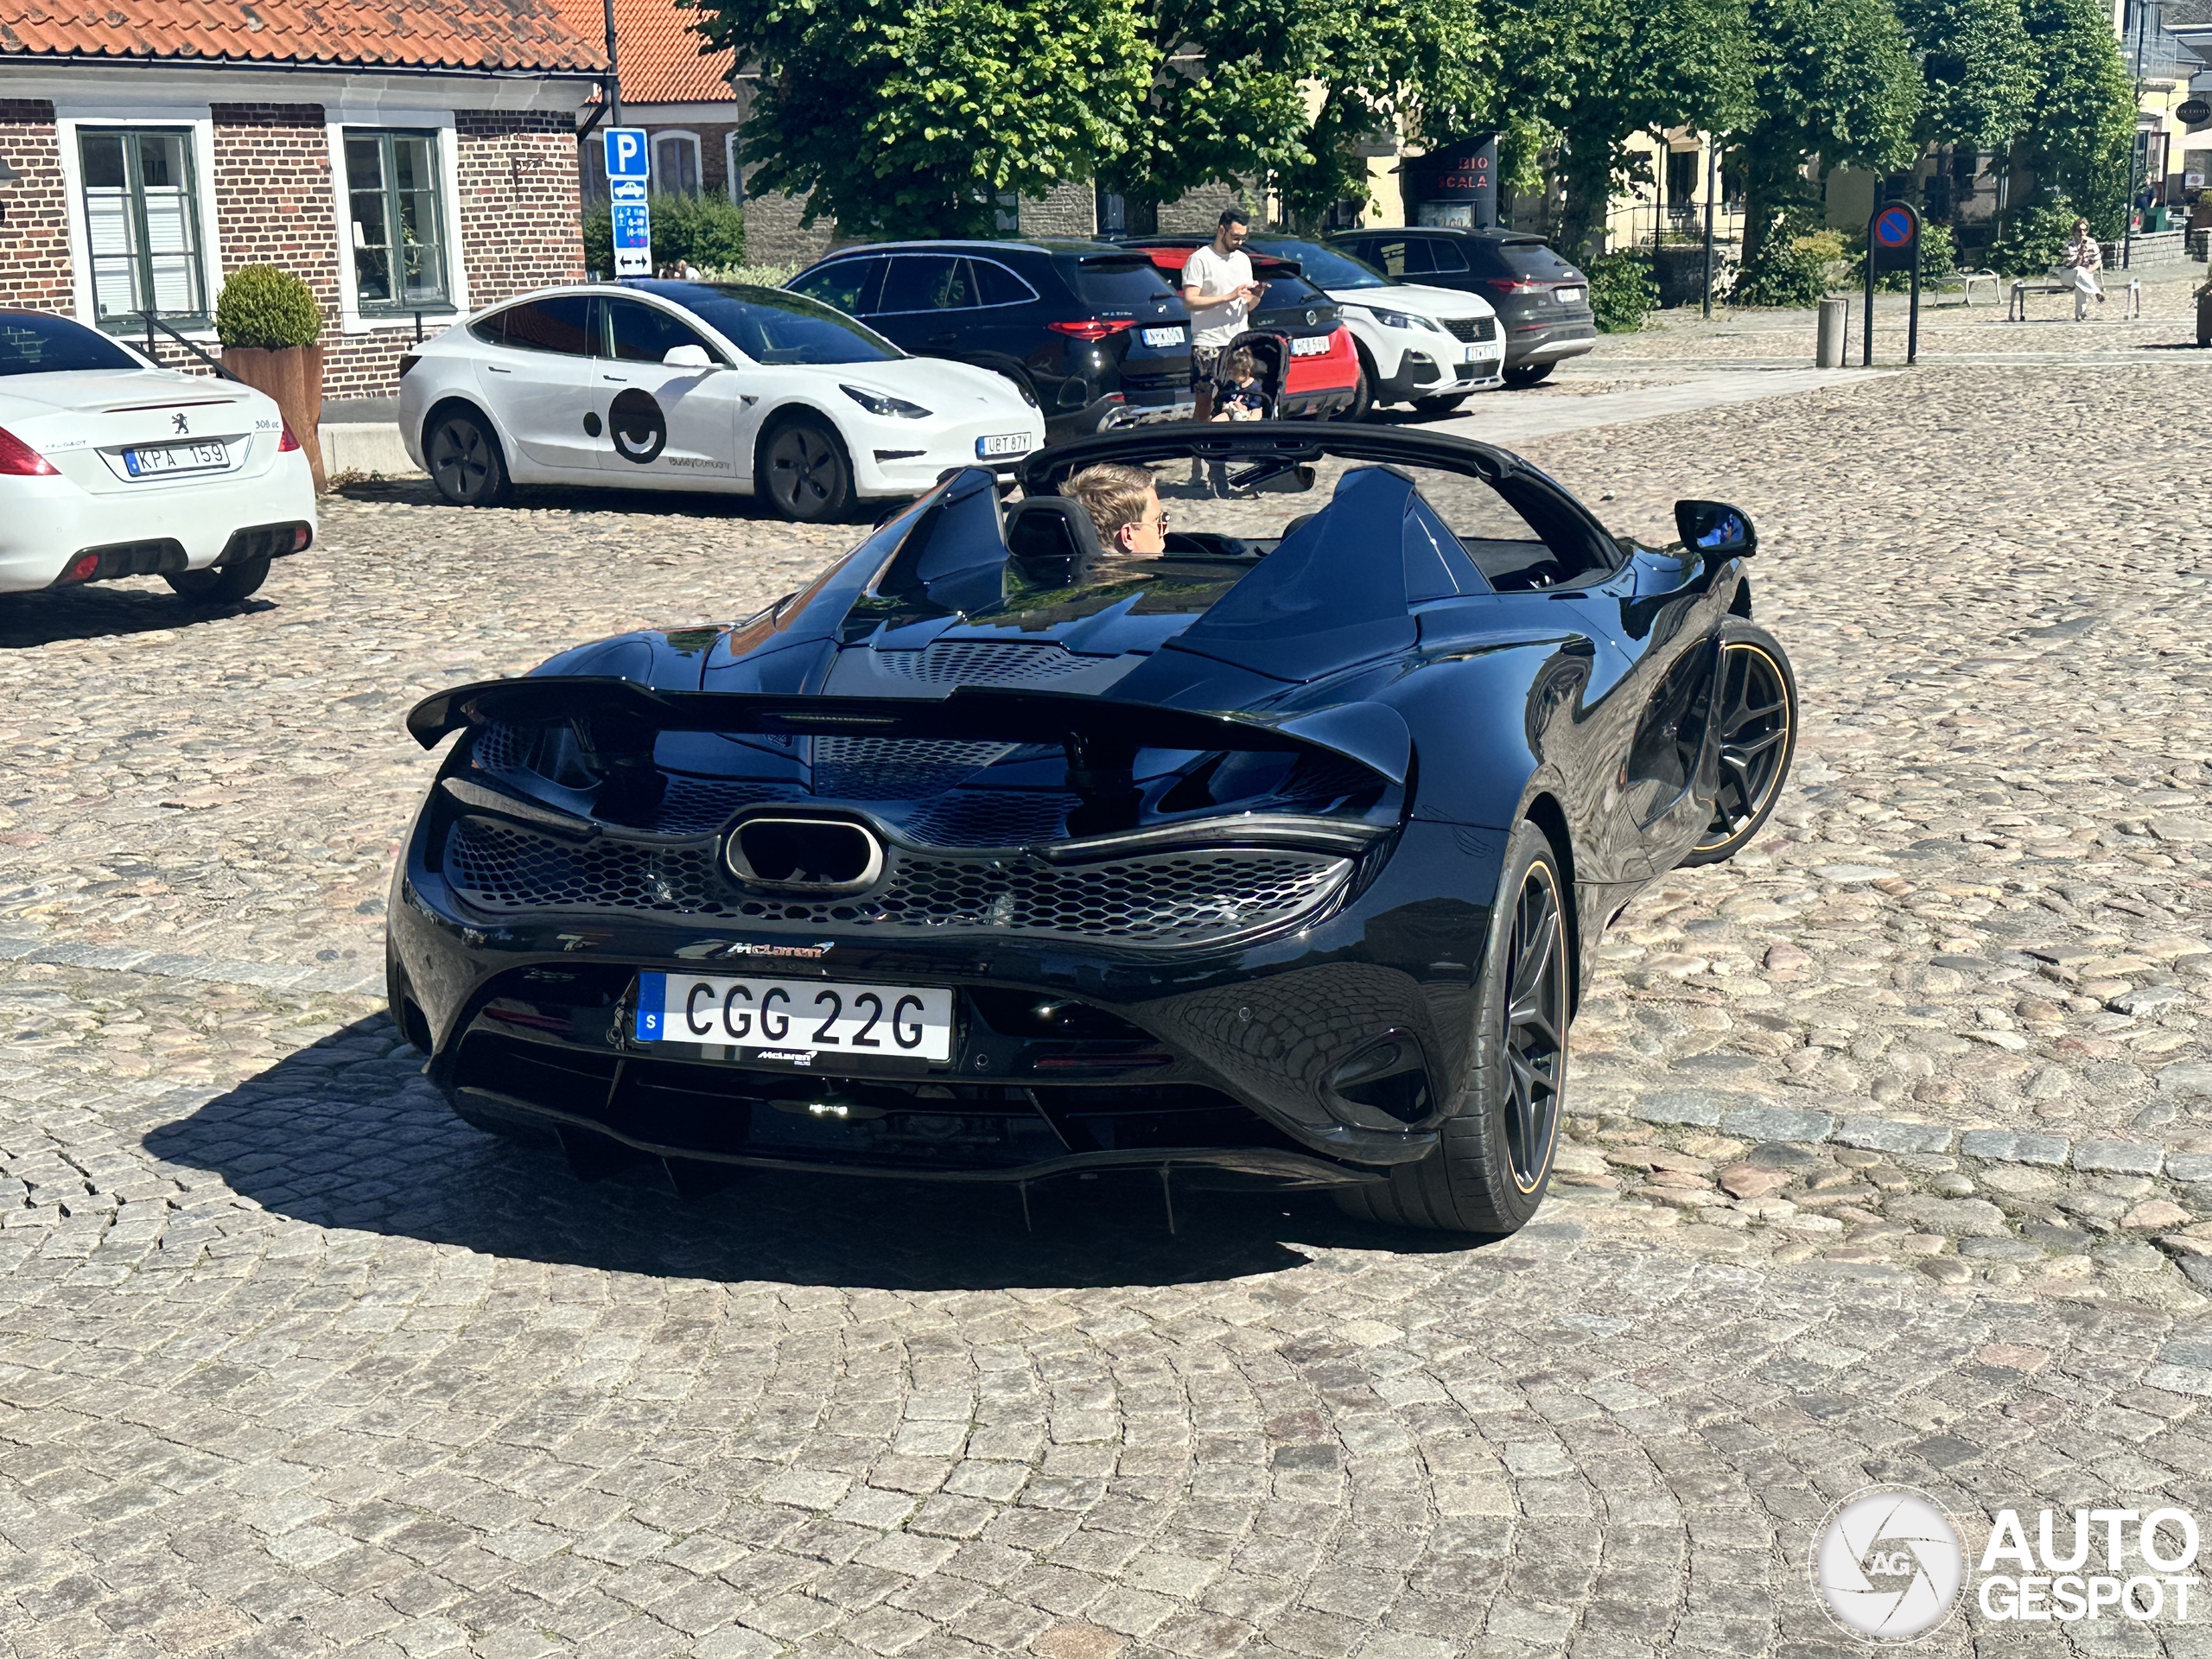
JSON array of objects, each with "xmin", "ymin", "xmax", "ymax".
[
  {"xmin": 1503, "ymin": 362, "xmax": 1554, "ymax": 389},
  {"xmin": 759, "ymin": 414, "xmax": 855, "ymax": 522},
  {"xmin": 426, "ymin": 406, "xmax": 514, "ymax": 507},
  {"xmin": 1334, "ymin": 821, "xmax": 1569, "ymax": 1235},
  {"xmin": 1411, "ymin": 391, "xmax": 1470, "ymax": 416},
  {"xmin": 164, "ymin": 556, "xmax": 269, "ymax": 603},
  {"xmin": 1680, "ymin": 621, "xmax": 1797, "ymax": 866}
]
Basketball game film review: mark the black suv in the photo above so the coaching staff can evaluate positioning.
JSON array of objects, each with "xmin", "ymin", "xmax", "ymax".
[
  {"xmin": 788, "ymin": 241, "xmax": 1193, "ymax": 441},
  {"xmin": 1325, "ymin": 228, "xmax": 1594, "ymax": 386}
]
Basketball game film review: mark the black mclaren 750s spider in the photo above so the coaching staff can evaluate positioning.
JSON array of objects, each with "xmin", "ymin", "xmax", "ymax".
[{"xmin": 387, "ymin": 423, "xmax": 1796, "ymax": 1235}]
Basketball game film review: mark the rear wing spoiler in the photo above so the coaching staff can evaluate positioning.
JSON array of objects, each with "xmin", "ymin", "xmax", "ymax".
[{"xmin": 406, "ymin": 677, "xmax": 1410, "ymax": 787}]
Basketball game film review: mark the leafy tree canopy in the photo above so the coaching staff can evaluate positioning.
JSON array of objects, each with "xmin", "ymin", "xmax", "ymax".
[
  {"xmin": 1733, "ymin": 0, "xmax": 1922, "ymax": 264},
  {"xmin": 686, "ymin": 0, "xmax": 1155, "ymax": 238},
  {"xmin": 1896, "ymin": 0, "xmax": 2035, "ymax": 151},
  {"xmin": 2015, "ymin": 0, "xmax": 2134, "ymax": 234}
]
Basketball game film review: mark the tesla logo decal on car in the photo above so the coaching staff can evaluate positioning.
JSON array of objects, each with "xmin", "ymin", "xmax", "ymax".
[
  {"xmin": 608, "ymin": 388, "xmax": 666, "ymax": 464},
  {"xmin": 172, "ymin": 413, "xmax": 188, "ymax": 434}
]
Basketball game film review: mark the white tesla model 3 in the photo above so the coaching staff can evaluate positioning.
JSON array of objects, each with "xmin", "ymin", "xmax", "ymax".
[
  {"xmin": 0, "ymin": 310, "xmax": 316, "ymax": 601},
  {"xmin": 399, "ymin": 281, "xmax": 1048, "ymax": 523}
]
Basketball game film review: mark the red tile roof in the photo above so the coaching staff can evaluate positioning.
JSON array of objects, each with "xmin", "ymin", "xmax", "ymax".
[
  {"xmin": 549, "ymin": 0, "xmax": 733, "ymax": 103},
  {"xmin": 0, "ymin": 0, "xmax": 608, "ymax": 72}
]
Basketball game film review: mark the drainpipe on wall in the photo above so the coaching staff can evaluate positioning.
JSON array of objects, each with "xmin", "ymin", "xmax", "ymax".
[{"xmin": 603, "ymin": 0, "xmax": 623, "ymax": 127}]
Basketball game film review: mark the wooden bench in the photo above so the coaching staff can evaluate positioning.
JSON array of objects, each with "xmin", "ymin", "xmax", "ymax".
[
  {"xmin": 1932, "ymin": 268, "xmax": 2000, "ymax": 305},
  {"xmin": 2009, "ymin": 276, "xmax": 2141, "ymax": 320}
]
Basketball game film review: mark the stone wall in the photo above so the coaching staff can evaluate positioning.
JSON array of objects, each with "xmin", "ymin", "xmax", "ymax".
[
  {"xmin": 740, "ymin": 189, "xmax": 843, "ymax": 270},
  {"xmin": 1016, "ymin": 181, "xmax": 1096, "ymax": 239}
]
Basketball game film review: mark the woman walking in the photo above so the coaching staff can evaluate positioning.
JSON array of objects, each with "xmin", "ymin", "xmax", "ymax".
[{"xmin": 2056, "ymin": 219, "xmax": 2105, "ymax": 320}]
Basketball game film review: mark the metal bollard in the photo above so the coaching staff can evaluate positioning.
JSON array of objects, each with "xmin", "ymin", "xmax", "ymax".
[{"xmin": 1816, "ymin": 296, "xmax": 1849, "ymax": 367}]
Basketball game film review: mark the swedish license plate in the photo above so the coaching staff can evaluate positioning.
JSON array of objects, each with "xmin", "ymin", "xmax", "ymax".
[
  {"xmin": 1289, "ymin": 335, "xmax": 1332, "ymax": 358},
  {"xmin": 975, "ymin": 432, "xmax": 1030, "ymax": 460},
  {"xmin": 1556, "ymin": 287, "xmax": 1585, "ymax": 304},
  {"xmin": 124, "ymin": 440, "xmax": 227, "ymax": 476},
  {"xmin": 635, "ymin": 971, "xmax": 954, "ymax": 1063},
  {"xmin": 1141, "ymin": 326, "xmax": 1185, "ymax": 346}
]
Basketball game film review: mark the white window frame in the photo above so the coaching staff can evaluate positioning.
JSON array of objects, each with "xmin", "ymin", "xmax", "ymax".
[
  {"xmin": 325, "ymin": 111, "xmax": 469, "ymax": 335},
  {"xmin": 653, "ymin": 130, "xmax": 702, "ymax": 196},
  {"xmin": 724, "ymin": 131, "xmax": 745, "ymax": 204},
  {"xmin": 55, "ymin": 108, "xmax": 224, "ymax": 343}
]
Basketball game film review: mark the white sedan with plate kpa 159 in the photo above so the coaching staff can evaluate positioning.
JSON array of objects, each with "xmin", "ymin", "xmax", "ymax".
[
  {"xmin": 0, "ymin": 310, "xmax": 316, "ymax": 601},
  {"xmin": 399, "ymin": 281, "xmax": 1046, "ymax": 522}
]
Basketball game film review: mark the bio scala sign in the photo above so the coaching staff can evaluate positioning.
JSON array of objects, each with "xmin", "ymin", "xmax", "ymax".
[{"xmin": 604, "ymin": 127, "xmax": 652, "ymax": 277}]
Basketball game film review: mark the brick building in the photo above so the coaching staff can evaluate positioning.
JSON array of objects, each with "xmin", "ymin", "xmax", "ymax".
[{"xmin": 0, "ymin": 0, "xmax": 608, "ymax": 398}]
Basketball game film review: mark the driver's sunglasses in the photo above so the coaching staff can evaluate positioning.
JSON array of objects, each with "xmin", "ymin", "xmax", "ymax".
[{"xmin": 1150, "ymin": 507, "xmax": 1171, "ymax": 530}]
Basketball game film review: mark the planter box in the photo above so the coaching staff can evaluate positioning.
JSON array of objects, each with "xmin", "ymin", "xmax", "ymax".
[{"xmin": 219, "ymin": 342, "xmax": 326, "ymax": 493}]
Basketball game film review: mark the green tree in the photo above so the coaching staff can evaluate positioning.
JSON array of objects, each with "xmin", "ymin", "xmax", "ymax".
[
  {"xmin": 2012, "ymin": 0, "xmax": 2133, "ymax": 236},
  {"xmin": 1895, "ymin": 0, "xmax": 2035, "ymax": 153},
  {"xmin": 1732, "ymin": 0, "xmax": 1922, "ymax": 270},
  {"xmin": 1491, "ymin": 0, "xmax": 1752, "ymax": 259},
  {"xmin": 685, "ymin": 0, "xmax": 1155, "ymax": 238}
]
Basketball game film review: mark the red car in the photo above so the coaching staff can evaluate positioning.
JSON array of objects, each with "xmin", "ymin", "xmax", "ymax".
[{"xmin": 1128, "ymin": 241, "xmax": 1360, "ymax": 419}]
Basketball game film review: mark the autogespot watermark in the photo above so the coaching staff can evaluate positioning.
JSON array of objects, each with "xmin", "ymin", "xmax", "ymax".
[{"xmin": 1811, "ymin": 1487, "xmax": 2206, "ymax": 1644}]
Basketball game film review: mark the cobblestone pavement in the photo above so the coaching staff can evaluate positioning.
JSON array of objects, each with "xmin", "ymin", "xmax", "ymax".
[{"xmin": 5, "ymin": 320, "xmax": 2212, "ymax": 1657}]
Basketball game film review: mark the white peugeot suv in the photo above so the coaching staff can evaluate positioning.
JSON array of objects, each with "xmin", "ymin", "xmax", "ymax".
[{"xmin": 1251, "ymin": 237, "xmax": 1505, "ymax": 420}]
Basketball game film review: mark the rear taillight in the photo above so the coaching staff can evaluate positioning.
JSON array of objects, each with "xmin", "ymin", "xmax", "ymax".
[
  {"xmin": 278, "ymin": 422, "xmax": 302, "ymax": 452},
  {"xmin": 1049, "ymin": 319, "xmax": 1137, "ymax": 341},
  {"xmin": 0, "ymin": 426, "xmax": 58, "ymax": 476},
  {"xmin": 1486, "ymin": 279, "xmax": 1542, "ymax": 296},
  {"xmin": 398, "ymin": 353, "xmax": 421, "ymax": 378},
  {"xmin": 57, "ymin": 552, "xmax": 99, "ymax": 585}
]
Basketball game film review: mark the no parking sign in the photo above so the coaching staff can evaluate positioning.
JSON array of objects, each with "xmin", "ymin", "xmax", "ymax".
[{"xmin": 1863, "ymin": 200, "xmax": 1923, "ymax": 367}]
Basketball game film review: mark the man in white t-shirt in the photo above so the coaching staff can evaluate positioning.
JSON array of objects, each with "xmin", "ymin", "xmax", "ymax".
[{"xmin": 1181, "ymin": 207, "xmax": 1263, "ymax": 423}]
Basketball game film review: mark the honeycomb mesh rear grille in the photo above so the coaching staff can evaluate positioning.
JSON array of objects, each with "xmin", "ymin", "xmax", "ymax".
[
  {"xmin": 443, "ymin": 817, "xmax": 1349, "ymax": 944},
  {"xmin": 901, "ymin": 790, "xmax": 1077, "ymax": 848},
  {"xmin": 875, "ymin": 641, "xmax": 1097, "ymax": 686},
  {"xmin": 811, "ymin": 736, "xmax": 1015, "ymax": 798}
]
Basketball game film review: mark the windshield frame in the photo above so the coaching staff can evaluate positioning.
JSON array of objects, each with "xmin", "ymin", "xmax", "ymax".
[
  {"xmin": 1250, "ymin": 238, "xmax": 1391, "ymax": 291},
  {"xmin": 621, "ymin": 280, "xmax": 909, "ymax": 365}
]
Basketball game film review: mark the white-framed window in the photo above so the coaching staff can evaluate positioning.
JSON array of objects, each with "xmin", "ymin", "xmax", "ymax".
[
  {"xmin": 724, "ymin": 130, "xmax": 745, "ymax": 205},
  {"xmin": 58, "ymin": 115, "xmax": 224, "ymax": 337},
  {"xmin": 343, "ymin": 129, "xmax": 450, "ymax": 313},
  {"xmin": 654, "ymin": 131, "xmax": 702, "ymax": 196},
  {"xmin": 323, "ymin": 112, "xmax": 468, "ymax": 333}
]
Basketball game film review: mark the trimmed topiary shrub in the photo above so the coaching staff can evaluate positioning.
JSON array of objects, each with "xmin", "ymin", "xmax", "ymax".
[
  {"xmin": 214, "ymin": 264, "xmax": 321, "ymax": 349},
  {"xmin": 583, "ymin": 194, "xmax": 747, "ymax": 277},
  {"xmin": 1587, "ymin": 250, "xmax": 1657, "ymax": 333}
]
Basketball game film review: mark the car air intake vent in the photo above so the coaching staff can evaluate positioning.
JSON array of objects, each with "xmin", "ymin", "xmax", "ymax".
[
  {"xmin": 1442, "ymin": 316, "xmax": 1497, "ymax": 343},
  {"xmin": 900, "ymin": 790, "xmax": 1077, "ymax": 848},
  {"xmin": 443, "ymin": 817, "xmax": 1350, "ymax": 945},
  {"xmin": 874, "ymin": 640, "xmax": 1097, "ymax": 687},
  {"xmin": 812, "ymin": 735, "xmax": 1015, "ymax": 798}
]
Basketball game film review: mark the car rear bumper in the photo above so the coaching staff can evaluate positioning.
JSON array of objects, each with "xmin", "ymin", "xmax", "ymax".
[
  {"xmin": 1505, "ymin": 324, "xmax": 1598, "ymax": 368},
  {"xmin": 387, "ymin": 796, "xmax": 1510, "ymax": 1189},
  {"xmin": 0, "ymin": 457, "xmax": 317, "ymax": 594}
]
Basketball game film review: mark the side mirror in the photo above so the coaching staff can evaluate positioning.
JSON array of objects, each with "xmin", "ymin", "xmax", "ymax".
[
  {"xmin": 662, "ymin": 344, "xmax": 715, "ymax": 370},
  {"xmin": 1675, "ymin": 499, "xmax": 1756, "ymax": 559}
]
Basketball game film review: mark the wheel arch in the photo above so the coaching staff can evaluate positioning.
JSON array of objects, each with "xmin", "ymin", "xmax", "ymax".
[
  {"xmin": 420, "ymin": 393, "xmax": 509, "ymax": 460},
  {"xmin": 1520, "ymin": 791, "xmax": 1581, "ymax": 1015}
]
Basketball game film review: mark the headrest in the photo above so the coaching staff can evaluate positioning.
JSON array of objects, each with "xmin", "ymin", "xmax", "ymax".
[{"xmin": 1004, "ymin": 495, "xmax": 1105, "ymax": 588}]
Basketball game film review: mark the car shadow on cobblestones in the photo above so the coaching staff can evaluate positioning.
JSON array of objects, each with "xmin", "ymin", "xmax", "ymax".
[
  {"xmin": 0, "ymin": 585, "xmax": 275, "ymax": 649},
  {"xmin": 334, "ymin": 477, "xmax": 827, "ymax": 521},
  {"xmin": 143, "ymin": 1015, "xmax": 1478, "ymax": 1290}
]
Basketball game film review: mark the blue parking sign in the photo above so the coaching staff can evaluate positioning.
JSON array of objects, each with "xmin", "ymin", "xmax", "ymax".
[
  {"xmin": 604, "ymin": 127, "xmax": 649, "ymax": 181},
  {"xmin": 604, "ymin": 128, "xmax": 652, "ymax": 275}
]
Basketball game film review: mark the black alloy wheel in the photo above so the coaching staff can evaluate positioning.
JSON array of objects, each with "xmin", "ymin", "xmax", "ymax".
[
  {"xmin": 164, "ymin": 556, "xmax": 270, "ymax": 603},
  {"xmin": 1499, "ymin": 855, "xmax": 1567, "ymax": 1194},
  {"xmin": 1503, "ymin": 362, "xmax": 1554, "ymax": 389},
  {"xmin": 760, "ymin": 416, "xmax": 854, "ymax": 523},
  {"xmin": 1682, "ymin": 622, "xmax": 1797, "ymax": 867},
  {"xmin": 1335, "ymin": 819, "xmax": 1569, "ymax": 1235},
  {"xmin": 427, "ymin": 408, "xmax": 512, "ymax": 507}
]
